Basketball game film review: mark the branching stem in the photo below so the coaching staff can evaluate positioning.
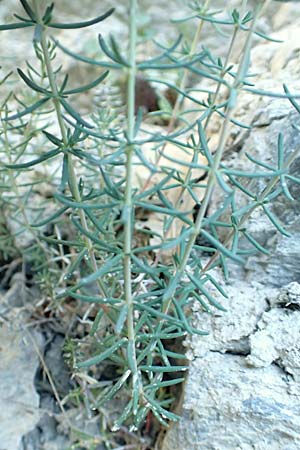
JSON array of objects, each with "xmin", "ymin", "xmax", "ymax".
[
  {"xmin": 161, "ymin": 5, "xmax": 262, "ymax": 312},
  {"xmin": 32, "ymin": 0, "xmax": 107, "ymax": 299},
  {"xmin": 124, "ymin": 0, "xmax": 141, "ymax": 404},
  {"xmin": 140, "ymin": 0, "xmax": 211, "ymax": 194}
]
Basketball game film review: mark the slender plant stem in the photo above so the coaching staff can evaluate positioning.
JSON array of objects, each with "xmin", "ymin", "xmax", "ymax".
[
  {"xmin": 2, "ymin": 115, "xmax": 48, "ymax": 256},
  {"xmin": 32, "ymin": 0, "xmax": 108, "ymax": 299},
  {"xmin": 202, "ymin": 146, "xmax": 300, "ymax": 274},
  {"xmin": 154, "ymin": 21, "xmax": 240, "ymax": 262},
  {"xmin": 124, "ymin": 0, "xmax": 141, "ymax": 405},
  {"xmin": 169, "ymin": 0, "xmax": 211, "ymax": 127},
  {"xmin": 140, "ymin": 0, "xmax": 211, "ymax": 194},
  {"xmin": 203, "ymin": 25, "xmax": 239, "ymax": 130},
  {"xmin": 161, "ymin": 5, "xmax": 261, "ymax": 312}
]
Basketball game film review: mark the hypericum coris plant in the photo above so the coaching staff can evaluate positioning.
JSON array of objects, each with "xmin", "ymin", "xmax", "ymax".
[{"xmin": 1, "ymin": 0, "xmax": 300, "ymax": 433}]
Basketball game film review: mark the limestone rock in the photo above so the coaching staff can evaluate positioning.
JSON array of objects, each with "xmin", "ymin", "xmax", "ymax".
[
  {"xmin": 162, "ymin": 353, "xmax": 300, "ymax": 450},
  {"xmin": 162, "ymin": 282, "xmax": 300, "ymax": 450},
  {"xmin": 247, "ymin": 284, "xmax": 300, "ymax": 380},
  {"xmin": 270, "ymin": 282, "xmax": 300, "ymax": 309},
  {"xmin": 0, "ymin": 316, "xmax": 43, "ymax": 450},
  {"xmin": 186, "ymin": 277, "xmax": 273, "ymax": 358}
]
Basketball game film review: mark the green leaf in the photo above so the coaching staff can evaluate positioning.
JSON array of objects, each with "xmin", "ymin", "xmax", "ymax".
[
  {"xmin": 63, "ymin": 70, "xmax": 109, "ymax": 95},
  {"xmin": 111, "ymin": 399, "xmax": 133, "ymax": 431},
  {"xmin": 80, "ymin": 254, "xmax": 123, "ymax": 286},
  {"xmin": 5, "ymin": 148, "xmax": 61, "ymax": 169},
  {"xmin": 243, "ymin": 231, "xmax": 270, "ymax": 255},
  {"xmin": 54, "ymin": 193, "xmax": 119, "ymax": 210},
  {"xmin": 145, "ymin": 377, "xmax": 185, "ymax": 389},
  {"xmin": 198, "ymin": 120, "xmax": 214, "ymax": 165},
  {"xmin": 139, "ymin": 55, "xmax": 206, "ymax": 71},
  {"xmin": 133, "ymin": 302, "xmax": 183, "ymax": 327},
  {"xmin": 283, "ymin": 83, "xmax": 300, "ymax": 114},
  {"xmin": 100, "ymin": 167, "xmax": 123, "ymax": 200},
  {"xmin": 133, "ymin": 405, "xmax": 150, "ymax": 430},
  {"xmin": 53, "ymin": 38, "xmax": 122, "ymax": 69},
  {"xmin": 188, "ymin": 273, "xmax": 227, "ymax": 312},
  {"xmin": 0, "ymin": 22, "xmax": 34, "ymax": 30},
  {"xmin": 135, "ymin": 148, "xmax": 157, "ymax": 172},
  {"xmin": 146, "ymin": 34, "xmax": 183, "ymax": 64},
  {"xmin": 41, "ymin": 236, "xmax": 84, "ymax": 247},
  {"xmin": 200, "ymin": 229, "xmax": 244, "ymax": 264},
  {"xmin": 144, "ymin": 393, "xmax": 181, "ymax": 422},
  {"xmin": 115, "ymin": 304, "xmax": 128, "ymax": 334},
  {"xmin": 64, "ymin": 248, "xmax": 88, "ymax": 278},
  {"xmin": 76, "ymin": 337, "xmax": 127, "ymax": 368},
  {"xmin": 5, "ymin": 97, "xmax": 50, "ymax": 121},
  {"xmin": 139, "ymin": 365, "xmax": 188, "ymax": 373},
  {"xmin": 20, "ymin": 0, "xmax": 35, "ymax": 21},
  {"xmin": 60, "ymin": 98, "xmax": 94, "ymax": 129},
  {"xmin": 135, "ymin": 201, "xmax": 193, "ymax": 222},
  {"xmin": 90, "ymin": 309, "xmax": 104, "ymax": 336},
  {"xmin": 156, "ymin": 148, "xmax": 209, "ymax": 171},
  {"xmin": 245, "ymin": 152, "xmax": 275, "ymax": 171},
  {"xmin": 252, "ymin": 29, "xmax": 283, "ymax": 43},
  {"xmin": 193, "ymin": 290, "xmax": 212, "ymax": 313},
  {"xmin": 60, "ymin": 153, "xmax": 69, "ymax": 191},
  {"xmin": 72, "ymin": 218, "xmax": 119, "ymax": 253},
  {"xmin": 60, "ymin": 74, "xmax": 69, "ymax": 93},
  {"xmin": 42, "ymin": 130, "xmax": 62, "ymax": 146},
  {"xmin": 31, "ymin": 205, "xmax": 69, "ymax": 227},
  {"xmin": 262, "ymin": 205, "xmax": 291, "ymax": 237},
  {"xmin": 131, "ymin": 254, "xmax": 160, "ymax": 276},
  {"xmin": 173, "ymin": 298, "xmax": 211, "ymax": 333},
  {"xmin": 17, "ymin": 68, "xmax": 51, "ymax": 95},
  {"xmin": 109, "ymin": 35, "xmax": 130, "ymax": 67},
  {"xmin": 136, "ymin": 331, "xmax": 188, "ymax": 341},
  {"xmin": 42, "ymin": 2, "xmax": 55, "ymax": 24},
  {"xmin": 48, "ymin": 8, "xmax": 114, "ymax": 29},
  {"xmin": 133, "ymin": 228, "xmax": 192, "ymax": 254},
  {"xmin": 243, "ymin": 87, "xmax": 300, "ymax": 99},
  {"xmin": 125, "ymin": 341, "xmax": 137, "ymax": 375},
  {"xmin": 223, "ymin": 168, "xmax": 282, "ymax": 178},
  {"xmin": 280, "ymin": 175, "xmax": 294, "ymax": 201},
  {"xmin": 14, "ymin": 14, "xmax": 34, "ymax": 25},
  {"xmin": 85, "ymin": 210, "xmax": 106, "ymax": 234},
  {"xmin": 204, "ymin": 274, "xmax": 229, "ymax": 298},
  {"xmin": 98, "ymin": 34, "xmax": 130, "ymax": 67}
]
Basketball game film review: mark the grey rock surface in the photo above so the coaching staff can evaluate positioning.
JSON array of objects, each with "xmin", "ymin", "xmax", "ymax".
[
  {"xmin": 0, "ymin": 314, "xmax": 43, "ymax": 450},
  {"xmin": 186, "ymin": 278, "xmax": 273, "ymax": 358},
  {"xmin": 162, "ymin": 282, "xmax": 300, "ymax": 450},
  {"xmin": 21, "ymin": 394, "xmax": 70, "ymax": 450},
  {"xmin": 247, "ymin": 285, "xmax": 300, "ymax": 381},
  {"xmin": 162, "ymin": 353, "xmax": 300, "ymax": 450}
]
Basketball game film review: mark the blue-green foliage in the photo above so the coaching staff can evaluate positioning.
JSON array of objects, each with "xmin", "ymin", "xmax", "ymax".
[{"xmin": 0, "ymin": 0, "xmax": 300, "ymax": 431}]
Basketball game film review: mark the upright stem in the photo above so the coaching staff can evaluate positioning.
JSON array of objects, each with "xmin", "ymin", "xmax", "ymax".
[
  {"xmin": 161, "ymin": 5, "xmax": 261, "ymax": 312},
  {"xmin": 202, "ymin": 147, "xmax": 300, "ymax": 274},
  {"xmin": 32, "ymin": 0, "xmax": 107, "ymax": 299},
  {"xmin": 124, "ymin": 0, "xmax": 140, "ymax": 405},
  {"xmin": 204, "ymin": 24, "xmax": 239, "ymax": 130},
  {"xmin": 169, "ymin": 0, "xmax": 211, "ymax": 128},
  {"xmin": 140, "ymin": 0, "xmax": 211, "ymax": 193},
  {"xmin": 155, "ymin": 21, "xmax": 240, "ymax": 261}
]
